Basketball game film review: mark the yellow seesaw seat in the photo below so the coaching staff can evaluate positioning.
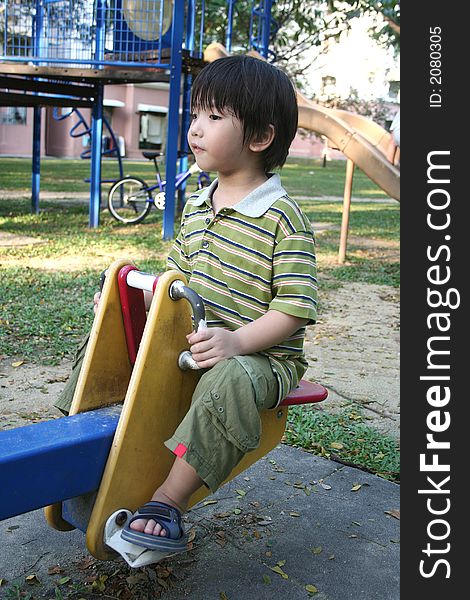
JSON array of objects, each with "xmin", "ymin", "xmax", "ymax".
[{"xmin": 46, "ymin": 260, "xmax": 325, "ymax": 561}]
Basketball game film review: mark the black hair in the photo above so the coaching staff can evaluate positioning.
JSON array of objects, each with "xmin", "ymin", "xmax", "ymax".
[{"xmin": 190, "ymin": 55, "xmax": 298, "ymax": 172}]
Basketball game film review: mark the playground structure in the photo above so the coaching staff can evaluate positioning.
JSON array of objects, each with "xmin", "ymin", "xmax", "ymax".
[
  {"xmin": 0, "ymin": 259, "xmax": 328, "ymax": 567},
  {"xmin": 1, "ymin": 0, "xmax": 399, "ymax": 249},
  {"xmin": 0, "ymin": 0, "xmax": 278, "ymax": 237}
]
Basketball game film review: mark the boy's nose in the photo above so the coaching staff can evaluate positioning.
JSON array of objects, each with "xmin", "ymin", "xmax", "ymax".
[{"xmin": 189, "ymin": 119, "xmax": 202, "ymax": 138}]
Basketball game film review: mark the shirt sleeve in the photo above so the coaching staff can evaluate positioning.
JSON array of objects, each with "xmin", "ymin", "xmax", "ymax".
[
  {"xmin": 166, "ymin": 209, "xmax": 191, "ymax": 277},
  {"xmin": 268, "ymin": 229, "xmax": 317, "ymax": 324}
]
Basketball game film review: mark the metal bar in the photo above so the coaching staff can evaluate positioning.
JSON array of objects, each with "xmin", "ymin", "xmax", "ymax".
[
  {"xmin": 126, "ymin": 270, "xmax": 158, "ymax": 293},
  {"xmin": 226, "ymin": 0, "xmax": 237, "ymax": 52},
  {"xmin": 0, "ymin": 64, "xmax": 171, "ymax": 84},
  {"xmin": 89, "ymin": 83, "xmax": 104, "ymax": 227},
  {"xmin": 0, "ymin": 406, "xmax": 120, "ymax": 521},
  {"xmin": 31, "ymin": 106, "xmax": 41, "ymax": 215},
  {"xmin": 0, "ymin": 76, "xmax": 96, "ymax": 97},
  {"xmin": 163, "ymin": 0, "xmax": 185, "ymax": 240},
  {"xmin": 0, "ymin": 92, "xmax": 94, "ymax": 108}
]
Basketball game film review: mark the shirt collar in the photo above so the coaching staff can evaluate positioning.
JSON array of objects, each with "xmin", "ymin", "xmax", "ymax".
[{"xmin": 190, "ymin": 173, "xmax": 288, "ymax": 217}]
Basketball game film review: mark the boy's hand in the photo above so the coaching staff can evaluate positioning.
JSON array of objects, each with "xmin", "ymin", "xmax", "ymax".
[
  {"xmin": 187, "ymin": 327, "xmax": 241, "ymax": 369},
  {"xmin": 93, "ymin": 291, "xmax": 101, "ymax": 315}
]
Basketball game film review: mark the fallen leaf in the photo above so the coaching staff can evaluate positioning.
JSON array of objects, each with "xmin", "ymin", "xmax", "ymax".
[
  {"xmin": 215, "ymin": 511, "xmax": 231, "ymax": 519},
  {"xmin": 311, "ymin": 546, "xmax": 322, "ymax": 555},
  {"xmin": 289, "ymin": 512, "xmax": 300, "ymax": 517},
  {"xmin": 385, "ymin": 509, "xmax": 400, "ymax": 520},
  {"xmin": 330, "ymin": 442, "xmax": 344, "ymax": 449},
  {"xmin": 157, "ymin": 577, "xmax": 169, "ymax": 590},
  {"xmin": 25, "ymin": 574, "xmax": 40, "ymax": 585},
  {"xmin": 187, "ymin": 529, "xmax": 196, "ymax": 543},
  {"xmin": 48, "ymin": 566, "xmax": 64, "ymax": 575},
  {"xmin": 235, "ymin": 489, "xmax": 246, "ymax": 497},
  {"xmin": 0, "ymin": 578, "xmax": 6, "ymax": 586},
  {"xmin": 352, "ymin": 521, "xmax": 362, "ymax": 526},
  {"xmin": 58, "ymin": 576, "xmax": 71, "ymax": 585},
  {"xmin": 233, "ymin": 508, "xmax": 242, "ymax": 515},
  {"xmin": 351, "ymin": 483, "xmax": 362, "ymax": 492},
  {"xmin": 12, "ymin": 361, "xmax": 24, "ymax": 368},
  {"xmin": 262, "ymin": 574, "xmax": 271, "ymax": 584},
  {"xmin": 276, "ymin": 560, "xmax": 286, "ymax": 567},
  {"xmin": 319, "ymin": 480, "xmax": 331, "ymax": 490},
  {"xmin": 328, "ymin": 554, "xmax": 336, "ymax": 560},
  {"xmin": 203, "ymin": 500, "xmax": 218, "ymax": 506},
  {"xmin": 306, "ymin": 584, "xmax": 319, "ymax": 595},
  {"xmin": 270, "ymin": 565, "xmax": 289, "ymax": 579},
  {"xmin": 219, "ymin": 592, "xmax": 229, "ymax": 600},
  {"xmin": 91, "ymin": 575, "xmax": 108, "ymax": 591}
]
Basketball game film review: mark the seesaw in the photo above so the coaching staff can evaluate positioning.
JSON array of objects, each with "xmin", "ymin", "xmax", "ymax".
[{"xmin": 0, "ymin": 259, "xmax": 328, "ymax": 567}]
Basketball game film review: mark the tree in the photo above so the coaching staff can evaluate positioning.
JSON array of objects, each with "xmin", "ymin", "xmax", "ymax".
[
  {"xmin": 325, "ymin": 1, "xmax": 400, "ymax": 51},
  {"xmin": 200, "ymin": 1, "xmax": 399, "ymax": 90}
]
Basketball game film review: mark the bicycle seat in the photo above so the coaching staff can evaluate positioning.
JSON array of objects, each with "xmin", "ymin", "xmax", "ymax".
[{"xmin": 142, "ymin": 151, "xmax": 163, "ymax": 160}]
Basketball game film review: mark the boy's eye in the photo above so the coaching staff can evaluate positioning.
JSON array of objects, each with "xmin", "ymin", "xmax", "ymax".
[
  {"xmin": 209, "ymin": 114, "xmax": 222, "ymax": 120},
  {"xmin": 190, "ymin": 113, "xmax": 197, "ymax": 120}
]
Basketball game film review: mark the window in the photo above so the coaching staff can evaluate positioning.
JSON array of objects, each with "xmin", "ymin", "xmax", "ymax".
[
  {"xmin": 0, "ymin": 107, "xmax": 27, "ymax": 125},
  {"xmin": 139, "ymin": 112, "xmax": 165, "ymax": 150}
]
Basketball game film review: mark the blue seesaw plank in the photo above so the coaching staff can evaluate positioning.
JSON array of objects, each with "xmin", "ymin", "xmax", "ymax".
[{"xmin": 0, "ymin": 406, "xmax": 120, "ymax": 521}]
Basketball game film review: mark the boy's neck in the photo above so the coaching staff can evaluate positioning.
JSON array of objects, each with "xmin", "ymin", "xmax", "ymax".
[{"xmin": 212, "ymin": 170, "xmax": 269, "ymax": 213}]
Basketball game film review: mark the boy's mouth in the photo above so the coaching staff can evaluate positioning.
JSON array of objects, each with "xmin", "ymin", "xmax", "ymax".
[{"xmin": 191, "ymin": 144, "xmax": 205, "ymax": 154}]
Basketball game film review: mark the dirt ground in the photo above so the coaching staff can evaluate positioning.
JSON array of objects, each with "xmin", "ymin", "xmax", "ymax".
[{"xmin": 0, "ymin": 279, "xmax": 400, "ymax": 439}]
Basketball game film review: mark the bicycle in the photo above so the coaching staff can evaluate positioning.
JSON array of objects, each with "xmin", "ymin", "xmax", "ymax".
[{"xmin": 107, "ymin": 151, "xmax": 211, "ymax": 224}]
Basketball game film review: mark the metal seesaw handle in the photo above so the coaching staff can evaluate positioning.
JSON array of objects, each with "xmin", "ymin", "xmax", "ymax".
[{"xmin": 168, "ymin": 280, "xmax": 206, "ymax": 371}]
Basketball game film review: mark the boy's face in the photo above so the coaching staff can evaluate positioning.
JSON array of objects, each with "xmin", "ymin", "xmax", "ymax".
[{"xmin": 187, "ymin": 106, "xmax": 253, "ymax": 175}]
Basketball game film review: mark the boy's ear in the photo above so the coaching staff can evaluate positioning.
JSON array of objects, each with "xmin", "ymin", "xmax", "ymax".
[{"xmin": 249, "ymin": 124, "xmax": 275, "ymax": 153}]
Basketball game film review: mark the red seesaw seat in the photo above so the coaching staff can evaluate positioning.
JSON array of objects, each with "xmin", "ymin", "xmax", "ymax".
[{"xmin": 279, "ymin": 379, "xmax": 328, "ymax": 407}]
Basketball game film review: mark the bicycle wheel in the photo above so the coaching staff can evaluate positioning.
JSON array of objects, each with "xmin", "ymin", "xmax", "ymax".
[{"xmin": 108, "ymin": 177, "xmax": 153, "ymax": 224}]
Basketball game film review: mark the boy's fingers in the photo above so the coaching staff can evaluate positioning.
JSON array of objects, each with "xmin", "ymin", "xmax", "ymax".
[{"xmin": 187, "ymin": 329, "xmax": 212, "ymax": 343}]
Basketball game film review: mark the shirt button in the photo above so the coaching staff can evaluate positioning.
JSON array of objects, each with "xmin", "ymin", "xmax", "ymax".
[
  {"xmin": 205, "ymin": 217, "xmax": 211, "ymax": 224},
  {"xmin": 202, "ymin": 240, "xmax": 209, "ymax": 249}
]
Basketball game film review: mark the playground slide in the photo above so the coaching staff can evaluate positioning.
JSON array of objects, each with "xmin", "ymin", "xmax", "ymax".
[{"xmin": 204, "ymin": 43, "xmax": 400, "ymax": 201}]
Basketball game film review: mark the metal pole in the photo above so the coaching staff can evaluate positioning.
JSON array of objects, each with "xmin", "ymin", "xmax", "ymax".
[
  {"xmin": 163, "ymin": 0, "xmax": 185, "ymax": 240},
  {"xmin": 88, "ymin": 0, "xmax": 107, "ymax": 228},
  {"xmin": 31, "ymin": 0, "xmax": 44, "ymax": 214},
  {"xmin": 178, "ymin": 0, "xmax": 196, "ymax": 211},
  {"xmin": 89, "ymin": 84, "xmax": 104, "ymax": 228},
  {"xmin": 261, "ymin": 0, "xmax": 273, "ymax": 58},
  {"xmin": 338, "ymin": 158, "xmax": 355, "ymax": 264},
  {"xmin": 226, "ymin": 0, "xmax": 237, "ymax": 53},
  {"xmin": 31, "ymin": 107, "xmax": 41, "ymax": 214}
]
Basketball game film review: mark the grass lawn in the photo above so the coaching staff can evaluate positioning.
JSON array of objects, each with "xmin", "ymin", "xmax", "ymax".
[
  {"xmin": 0, "ymin": 156, "xmax": 400, "ymax": 480},
  {"xmin": 0, "ymin": 155, "xmax": 389, "ymax": 198}
]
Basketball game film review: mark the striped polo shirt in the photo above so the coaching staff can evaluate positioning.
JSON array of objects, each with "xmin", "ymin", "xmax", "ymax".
[{"xmin": 167, "ymin": 173, "xmax": 317, "ymax": 405}]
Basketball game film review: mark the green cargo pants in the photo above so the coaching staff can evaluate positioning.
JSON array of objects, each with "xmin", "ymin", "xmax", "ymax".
[{"xmin": 54, "ymin": 344, "xmax": 278, "ymax": 493}]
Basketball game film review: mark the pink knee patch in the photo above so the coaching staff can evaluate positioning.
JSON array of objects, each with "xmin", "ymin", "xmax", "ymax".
[{"xmin": 174, "ymin": 443, "xmax": 188, "ymax": 458}]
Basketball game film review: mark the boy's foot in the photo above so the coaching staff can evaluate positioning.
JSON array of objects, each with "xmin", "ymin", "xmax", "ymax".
[
  {"xmin": 129, "ymin": 491, "xmax": 185, "ymax": 537},
  {"xmin": 121, "ymin": 500, "xmax": 188, "ymax": 553}
]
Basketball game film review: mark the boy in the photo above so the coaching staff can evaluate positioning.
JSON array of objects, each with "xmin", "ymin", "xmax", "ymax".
[
  {"xmin": 56, "ymin": 55, "xmax": 317, "ymax": 555},
  {"xmin": 120, "ymin": 55, "xmax": 317, "ymax": 554}
]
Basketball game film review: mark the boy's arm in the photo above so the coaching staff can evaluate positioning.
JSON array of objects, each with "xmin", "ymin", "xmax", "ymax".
[{"xmin": 187, "ymin": 310, "xmax": 308, "ymax": 369}]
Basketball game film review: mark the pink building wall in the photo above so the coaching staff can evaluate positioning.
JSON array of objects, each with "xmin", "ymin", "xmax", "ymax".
[{"xmin": 0, "ymin": 85, "xmax": 335, "ymax": 161}]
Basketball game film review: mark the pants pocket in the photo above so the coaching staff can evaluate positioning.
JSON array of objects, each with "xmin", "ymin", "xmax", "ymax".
[{"xmin": 200, "ymin": 359, "xmax": 262, "ymax": 453}]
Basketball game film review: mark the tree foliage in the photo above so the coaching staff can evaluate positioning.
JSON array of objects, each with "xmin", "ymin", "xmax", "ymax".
[{"xmin": 200, "ymin": 1, "xmax": 399, "ymax": 88}]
